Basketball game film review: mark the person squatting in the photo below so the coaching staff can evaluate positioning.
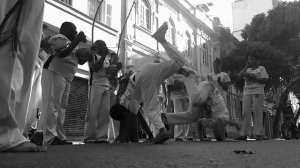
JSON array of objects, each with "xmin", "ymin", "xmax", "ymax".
[{"xmin": 0, "ymin": 1, "xmax": 243, "ymax": 152}]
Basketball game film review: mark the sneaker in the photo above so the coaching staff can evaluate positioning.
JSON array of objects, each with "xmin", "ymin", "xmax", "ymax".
[
  {"xmin": 236, "ymin": 136, "xmax": 247, "ymax": 141},
  {"xmin": 153, "ymin": 128, "xmax": 170, "ymax": 144},
  {"xmin": 175, "ymin": 138, "xmax": 183, "ymax": 142},
  {"xmin": 161, "ymin": 113, "xmax": 169, "ymax": 131},
  {"xmin": 51, "ymin": 137, "xmax": 72, "ymax": 145},
  {"xmin": 152, "ymin": 22, "xmax": 168, "ymax": 43}
]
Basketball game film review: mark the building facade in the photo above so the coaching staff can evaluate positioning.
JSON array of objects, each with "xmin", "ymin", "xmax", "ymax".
[{"xmin": 119, "ymin": 0, "xmax": 220, "ymax": 77}]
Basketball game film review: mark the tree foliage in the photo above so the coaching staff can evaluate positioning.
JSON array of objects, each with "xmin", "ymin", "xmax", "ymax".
[
  {"xmin": 222, "ymin": 41, "xmax": 289, "ymax": 90},
  {"xmin": 223, "ymin": 1, "xmax": 300, "ymax": 90}
]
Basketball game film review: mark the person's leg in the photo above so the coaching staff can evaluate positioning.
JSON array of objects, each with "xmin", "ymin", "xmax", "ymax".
[
  {"xmin": 23, "ymin": 68, "xmax": 42, "ymax": 138},
  {"xmin": 84, "ymin": 84, "xmax": 102, "ymax": 142},
  {"xmin": 40, "ymin": 69, "xmax": 53, "ymax": 144},
  {"xmin": 240, "ymin": 94, "xmax": 253, "ymax": 137},
  {"xmin": 152, "ymin": 22, "xmax": 186, "ymax": 66},
  {"xmin": 43, "ymin": 73, "xmax": 66, "ymax": 145},
  {"xmin": 108, "ymin": 90, "xmax": 119, "ymax": 141},
  {"xmin": 252, "ymin": 94, "xmax": 264, "ymax": 139},
  {"xmin": 173, "ymin": 97, "xmax": 185, "ymax": 140},
  {"xmin": 182, "ymin": 99, "xmax": 193, "ymax": 140},
  {"xmin": 56, "ymin": 81, "xmax": 70, "ymax": 141},
  {"xmin": 0, "ymin": 0, "xmax": 45, "ymax": 152},
  {"xmin": 95, "ymin": 87, "xmax": 111, "ymax": 142}
]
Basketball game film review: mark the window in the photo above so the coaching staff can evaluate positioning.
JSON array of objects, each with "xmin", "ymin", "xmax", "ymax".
[
  {"xmin": 106, "ymin": 4, "xmax": 112, "ymax": 26},
  {"xmin": 154, "ymin": 0, "xmax": 159, "ymax": 13},
  {"xmin": 203, "ymin": 43, "xmax": 208, "ymax": 65},
  {"xmin": 185, "ymin": 32, "xmax": 192, "ymax": 57},
  {"xmin": 88, "ymin": 0, "xmax": 102, "ymax": 22},
  {"xmin": 140, "ymin": 0, "xmax": 151, "ymax": 30},
  {"xmin": 167, "ymin": 19, "xmax": 176, "ymax": 46},
  {"xmin": 88, "ymin": 0, "xmax": 112, "ymax": 27},
  {"xmin": 60, "ymin": 0, "xmax": 72, "ymax": 5}
]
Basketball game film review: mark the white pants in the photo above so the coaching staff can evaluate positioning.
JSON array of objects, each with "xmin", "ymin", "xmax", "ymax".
[
  {"xmin": 43, "ymin": 72, "xmax": 70, "ymax": 144},
  {"xmin": 172, "ymin": 95, "xmax": 190, "ymax": 139},
  {"xmin": 134, "ymin": 42, "xmax": 184, "ymax": 131},
  {"xmin": 107, "ymin": 90, "xmax": 119, "ymax": 141},
  {"xmin": 241, "ymin": 94, "xmax": 264, "ymax": 137},
  {"xmin": 23, "ymin": 63, "xmax": 44, "ymax": 137},
  {"xmin": 0, "ymin": 0, "xmax": 44, "ymax": 151},
  {"xmin": 84, "ymin": 80, "xmax": 110, "ymax": 141}
]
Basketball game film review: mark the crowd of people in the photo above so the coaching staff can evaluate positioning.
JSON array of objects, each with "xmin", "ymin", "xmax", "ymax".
[{"xmin": 0, "ymin": 0, "xmax": 269, "ymax": 152}]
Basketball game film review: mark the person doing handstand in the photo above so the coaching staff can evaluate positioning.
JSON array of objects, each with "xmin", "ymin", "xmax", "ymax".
[{"xmin": 110, "ymin": 22, "xmax": 188, "ymax": 144}]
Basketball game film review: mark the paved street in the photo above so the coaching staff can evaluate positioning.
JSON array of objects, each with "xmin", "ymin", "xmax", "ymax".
[{"xmin": 1, "ymin": 139, "xmax": 299, "ymax": 168}]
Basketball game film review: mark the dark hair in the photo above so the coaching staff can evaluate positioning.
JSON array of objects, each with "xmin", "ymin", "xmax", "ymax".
[
  {"xmin": 214, "ymin": 58, "xmax": 221, "ymax": 65},
  {"xmin": 94, "ymin": 40, "xmax": 109, "ymax": 56},
  {"xmin": 60, "ymin": 22, "xmax": 75, "ymax": 34},
  {"xmin": 110, "ymin": 103, "xmax": 130, "ymax": 121}
]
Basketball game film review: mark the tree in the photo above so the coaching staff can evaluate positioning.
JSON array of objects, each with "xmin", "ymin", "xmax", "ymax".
[
  {"xmin": 222, "ymin": 1, "xmax": 300, "ymax": 138},
  {"xmin": 222, "ymin": 41, "xmax": 289, "ymax": 90},
  {"xmin": 242, "ymin": 1, "xmax": 300, "ymax": 63},
  {"xmin": 223, "ymin": 1, "xmax": 300, "ymax": 89}
]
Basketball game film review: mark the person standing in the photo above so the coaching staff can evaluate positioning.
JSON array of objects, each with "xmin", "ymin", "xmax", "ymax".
[
  {"xmin": 23, "ymin": 25, "xmax": 55, "ymax": 138},
  {"xmin": 0, "ymin": 0, "xmax": 45, "ymax": 152},
  {"xmin": 43, "ymin": 22, "xmax": 87, "ymax": 145},
  {"xmin": 238, "ymin": 55, "xmax": 268, "ymax": 141},
  {"xmin": 168, "ymin": 74, "xmax": 190, "ymax": 141},
  {"xmin": 84, "ymin": 40, "xmax": 111, "ymax": 143},
  {"xmin": 210, "ymin": 58, "xmax": 231, "ymax": 106}
]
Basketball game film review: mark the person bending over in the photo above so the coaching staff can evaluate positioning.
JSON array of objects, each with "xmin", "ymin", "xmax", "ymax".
[{"xmin": 161, "ymin": 72, "xmax": 240, "ymax": 141}]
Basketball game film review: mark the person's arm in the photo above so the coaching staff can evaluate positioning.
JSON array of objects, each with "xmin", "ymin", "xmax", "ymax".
[
  {"xmin": 246, "ymin": 66, "xmax": 268, "ymax": 84},
  {"xmin": 56, "ymin": 32, "xmax": 86, "ymax": 58},
  {"xmin": 161, "ymin": 42, "xmax": 186, "ymax": 66},
  {"xmin": 90, "ymin": 54, "xmax": 107, "ymax": 72},
  {"xmin": 184, "ymin": 74, "xmax": 213, "ymax": 106},
  {"xmin": 238, "ymin": 64, "xmax": 249, "ymax": 78}
]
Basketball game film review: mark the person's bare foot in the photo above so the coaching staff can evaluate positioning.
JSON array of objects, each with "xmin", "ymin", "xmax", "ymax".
[
  {"xmin": 4, "ymin": 141, "xmax": 46, "ymax": 152},
  {"xmin": 152, "ymin": 22, "xmax": 168, "ymax": 43}
]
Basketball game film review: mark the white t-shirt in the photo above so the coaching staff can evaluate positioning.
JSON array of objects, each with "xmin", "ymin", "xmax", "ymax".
[
  {"xmin": 48, "ymin": 34, "xmax": 78, "ymax": 82},
  {"xmin": 244, "ymin": 66, "xmax": 268, "ymax": 95},
  {"xmin": 210, "ymin": 72, "xmax": 230, "ymax": 96},
  {"xmin": 91, "ymin": 54, "xmax": 110, "ymax": 86}
]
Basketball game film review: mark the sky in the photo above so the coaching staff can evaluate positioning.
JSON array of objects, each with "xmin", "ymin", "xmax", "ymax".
[{"xmin": 189, "ymin": 0, "xmax": 298, "ymax": 31}]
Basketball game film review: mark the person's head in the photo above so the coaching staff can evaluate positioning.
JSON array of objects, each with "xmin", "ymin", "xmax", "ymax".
[
  {"xmin": 93, "ymin": 40, "xmax": 109, "ymax": 56},
  {"xmin": 60, "ymin": 22, "xmax": 77, "ymax": 41},
  {"xmin": 109, "ymin": 53, "xmax": 119, "ymax": 65},
  {"xmin": 213, "ymin": 58, "xmax": 222, "ymax": 74},
  {"xmin": 110, "ymin": 103, "xmax": 130, "ymax": 121},
  {"xmin": 247, "ymin": 55, "xmax": 260, "ymax": 67}
]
